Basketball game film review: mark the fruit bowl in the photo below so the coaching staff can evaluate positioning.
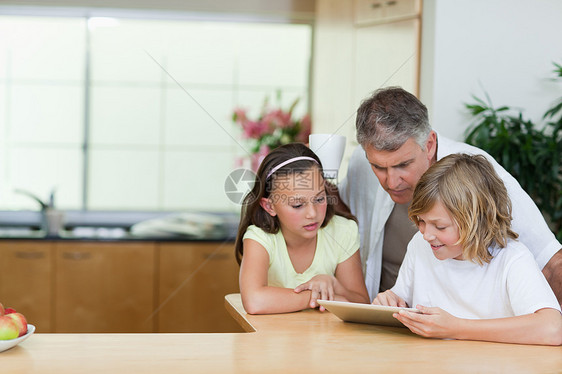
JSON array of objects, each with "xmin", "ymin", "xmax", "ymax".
[{"xmin": 0, "ymin": 324, "xmax": 35, "ymax": 353}]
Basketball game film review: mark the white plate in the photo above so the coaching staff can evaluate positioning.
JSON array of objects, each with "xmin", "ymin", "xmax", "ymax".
[
  {"xmin": 317, "ymin": 300, "xmax": 420, "ymax": 327},
  {"xmin": 0, "ymin": 324, "xmax": 35, "ymax": 353}
]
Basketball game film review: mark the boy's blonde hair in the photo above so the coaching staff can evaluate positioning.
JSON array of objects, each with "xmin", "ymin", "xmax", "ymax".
[{"xmin": 409, "ymin": 153, "xmax": 518, "ymax": 265}]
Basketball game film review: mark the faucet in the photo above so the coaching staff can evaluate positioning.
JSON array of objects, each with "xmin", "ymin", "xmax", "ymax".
[
  {"xmin": 14, "ymin": 188, "xmax": 64, "ymax": 236},
  {"xmin": 14, "ymin": 188, "xmax": 52, "ymax": 211}
]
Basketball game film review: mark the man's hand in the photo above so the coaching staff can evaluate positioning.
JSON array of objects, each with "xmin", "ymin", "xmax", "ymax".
[{"xmin": 543, "ymin": 249, "xmax": 562, "ymax": 306}]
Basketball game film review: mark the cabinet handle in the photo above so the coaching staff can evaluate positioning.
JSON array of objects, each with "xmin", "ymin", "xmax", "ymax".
[
  {"xmin": 203, "ymin": 253, "xmax": 230, "ymax": 261},
  {"xmin": 62, "ymin": 252, "xmax": 92, "ymax": 260},
  {"xmin": 386, "ymin": 1, "xmax": 397, "ymax": 5},
  {"xmin": 371, "ymin": 2, "xmax": 382, "ymax": 8},
  {"xmin": 15, "ymin": 251, "xmax": 45, "ymax": 259}
]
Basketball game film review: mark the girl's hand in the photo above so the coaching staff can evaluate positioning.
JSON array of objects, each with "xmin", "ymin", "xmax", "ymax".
[
  {"xmin": 394, "ymin": 305, "xmax": 458, "ymax": 339},
  {"xmin": 372, "ymin": 290, "xmax": 408, "ymax": 308},
  {"xmin": 294, "ymin": 275, "xmax": 338, "ymax": 311}
]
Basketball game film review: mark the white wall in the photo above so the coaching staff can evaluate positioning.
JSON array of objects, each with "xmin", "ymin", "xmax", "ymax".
[{"xmin": 420, "ymin": 0, "xmax": 562, "ymax": 141}]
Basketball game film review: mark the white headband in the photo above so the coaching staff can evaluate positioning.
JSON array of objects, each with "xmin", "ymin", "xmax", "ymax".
[{"xmin": 266, "ymin": 156, "xmax": 319, "ymax": 180}]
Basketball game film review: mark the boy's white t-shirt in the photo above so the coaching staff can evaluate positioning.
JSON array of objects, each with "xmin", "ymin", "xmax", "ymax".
[{"xmin": 392, "ymin": 232, "xmax": 561, "ymax": 319}]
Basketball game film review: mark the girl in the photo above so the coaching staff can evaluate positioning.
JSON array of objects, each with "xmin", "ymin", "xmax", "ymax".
[
  {"xmin": 373, "ymin": 153, "xmax": 562, "ymax": 345},
  {"xmin": 236, "ymin": 143, "xmax": 369, "ymax": 314}
]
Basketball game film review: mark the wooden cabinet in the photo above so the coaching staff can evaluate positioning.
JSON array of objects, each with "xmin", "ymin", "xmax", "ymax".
[
  {"xmin": 353, "ymin": 18, "xmax": 420, "ymax": 103},
  {"xmin": 54, "ymin": 242, "xmax": 156, "ymax": 333},
  {"xmin": 157, "ymin": 242, "xmax": 243, "ymax": 333},
  {"xmin": 354, "ymin": 0, "xmax": 420, "ymax": 25},
  {"xmin": 0, "ymin": 241, "xmax": 54, "ymax": 332},
  {"xmin": 0, "ymin": 240, "xmax": 240, "ymax": 333},
  {"xmin": 312, "ymin": 0, "xmax": 421, "ymax": 172}
]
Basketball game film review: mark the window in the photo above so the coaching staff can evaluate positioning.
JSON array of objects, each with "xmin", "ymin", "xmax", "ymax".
[{"xmin": 0, "ymin": 14, "xmax": 312, "ymax": 212}]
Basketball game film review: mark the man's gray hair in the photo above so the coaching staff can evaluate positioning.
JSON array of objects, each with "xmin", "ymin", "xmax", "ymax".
[{"xmin": 356, "ymin": 87, "xmax": 431, "ymax": 151}]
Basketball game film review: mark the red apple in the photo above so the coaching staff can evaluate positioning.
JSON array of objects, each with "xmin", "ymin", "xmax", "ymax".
[
  {"xmin": 0, "ymin": 315, "xmax": 19, "ymax": 340},
  {"xmin": 0, "ymin": 302, "xmax": 4, "ymax": 316},
  {"xmin": 4, "ymin": 307, "xmax": 16, "ymax": 315},
  {"xmin": 7, "ymin": 313, "xmax": 27, "ymax": 337}
]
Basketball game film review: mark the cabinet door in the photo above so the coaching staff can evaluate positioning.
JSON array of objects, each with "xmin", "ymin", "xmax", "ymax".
[
  {"xmin": 353, "ymin": 18, "xmax": 420, "ymax": 103},
  {"xmin": 0, "ymin": 241, "xmax": 54, "ymax": 332},
  {"xmin": 312, "ymin": 0, "xmax": 421, "ymax": 174},
  {"xmin": 355, "ymin": 0, "xmax": 420, "ymax": 25},
  {"xmin": 55, "ymin": 242, "xmax": 155, "ymax": 333},
  {"xmin": 158, "ymin": 242, "xmax": 243, "ymax": 333}
]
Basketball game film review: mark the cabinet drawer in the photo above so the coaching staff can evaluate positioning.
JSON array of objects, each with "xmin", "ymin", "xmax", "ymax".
[
  {"xmin": 54, "ymin": 242, "xmax": 156, "ymax": 333},
  {"xmin": 157, "ymin": 242, "xmax": 243, "ymax": 333},
  {"xmin": 0, "ymin": 241, "xmax": 54, "ymax": 332},
  {"xmin": 355, "ymin": 0, "xmax": 420, "ymax": 25}
]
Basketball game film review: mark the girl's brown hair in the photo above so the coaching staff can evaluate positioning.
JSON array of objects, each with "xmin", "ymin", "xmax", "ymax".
[
  {"xmin": 234, "ymin": 143, "xmax": 353, "ymax": 265},
  {"xmin": 409, "ymin": 153, "xmax": 518, "ymax": 265}
]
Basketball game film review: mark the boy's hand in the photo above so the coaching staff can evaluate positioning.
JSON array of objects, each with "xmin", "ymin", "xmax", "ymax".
[
  {"xmin": 294, "ymin": 275, "xmax": 338, "ymax": 311},
  {"xmin": 394, "ymin": 305, "xmax": 457, "ymax": 339},
  {"xmin": 372, "ymin": 290, "xmax": 408, "ymax": 308}
]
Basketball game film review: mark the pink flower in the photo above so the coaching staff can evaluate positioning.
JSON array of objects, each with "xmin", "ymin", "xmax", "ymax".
[
  {"xmin": 295, "ymin": 114, "xmax": 311, "ymax": 143},
  {"xmin": 241, "ymin": 120, "xmax": 269, "ymax": 139},
  {"xmin": 251, "ymin": 144, "xmax": 270, "ymax": 171},
  {"xmin": 232, "ymin": 97, "xmax": 312, "ymax": 170},
  {"xmin": 232, "ymin": 108, "xmax": 247, "ymax": 123},
  {"xmin": 261, "ymin": 109, "xmax": 292, "ymax": 129},
  {"xmin": 234, "ymin": 157, "xmax": 245, "ymax": 168}
]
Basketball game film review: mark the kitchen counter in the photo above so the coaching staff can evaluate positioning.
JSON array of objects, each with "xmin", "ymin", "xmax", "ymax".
[
  {"xmin": 0, "ymin": 210, "xmax": 239, "ymax": 242},
  {"xmin": 0, "ymin": 228, "xmax": 234, "ymax": 242},
  {"xmin": 3, "ymin": 294, "xmax": 561, "ymax": 373}
]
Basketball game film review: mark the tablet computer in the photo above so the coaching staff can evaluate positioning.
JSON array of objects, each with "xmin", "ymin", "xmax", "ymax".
[{"xmin": 317, "ymin": 300, "xmax": 420, "ymax": 328}]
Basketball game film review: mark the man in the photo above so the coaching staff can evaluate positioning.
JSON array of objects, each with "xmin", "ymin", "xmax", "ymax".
[{"xmin": 337, "ymin": 86, "xmax": 562, "ymax": 303}]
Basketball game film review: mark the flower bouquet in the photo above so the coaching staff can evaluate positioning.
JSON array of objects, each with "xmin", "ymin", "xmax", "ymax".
[{"xmin": 233, "ymin": 96, "xmax": 311, "ymax": 171}]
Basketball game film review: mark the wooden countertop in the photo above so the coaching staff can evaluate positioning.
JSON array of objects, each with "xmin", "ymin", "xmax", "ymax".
[{"xmin": 3, "ymin": 294, "xmax": 561, "ymax": 373}]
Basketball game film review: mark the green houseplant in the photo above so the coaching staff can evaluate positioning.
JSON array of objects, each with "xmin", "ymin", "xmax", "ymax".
[{"xmin": 464, "ymin": 62, "xmax": 562, "ymax": 240}]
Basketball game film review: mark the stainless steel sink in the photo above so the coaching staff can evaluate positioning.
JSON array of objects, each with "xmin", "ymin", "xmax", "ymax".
[
  {"xmin": 0, "ymin": 210, "xmax": 239, "ymax": 241},
  {"xmin": 0, "ymin": 227, "xmax": 45, "ymax": 238}
]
